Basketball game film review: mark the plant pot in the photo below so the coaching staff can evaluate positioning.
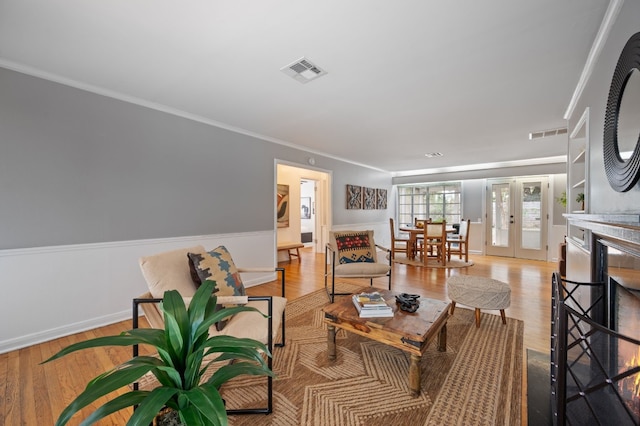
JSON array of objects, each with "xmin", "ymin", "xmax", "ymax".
[
  {"xmin": 155, "ymin": 408, "xmax": 183, "ymax": 426},
  {"xmin": 153, "ymin": 398, "xmax": 226, "ymax": 425}
]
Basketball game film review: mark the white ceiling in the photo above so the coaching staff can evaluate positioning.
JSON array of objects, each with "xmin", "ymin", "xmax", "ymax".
[{"xmin": 0, "ymin": 0, "xmax": 610, "ymax": 173}]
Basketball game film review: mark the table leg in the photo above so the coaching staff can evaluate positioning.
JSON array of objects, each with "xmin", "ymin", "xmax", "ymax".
[
  {"xmin": 409, "ymin": 353, "xmax": 421, "ymax": 397},
  {"xmin": 327, "ymin": 324, "xmax": 336, "ymax": 361},
  {"xmin": 409, "ymin": 235, "xmax": 417, "ymax": 259},
  {"xmin": 437, "ymin": 323, "xmax": 447, "ymax": 352}
]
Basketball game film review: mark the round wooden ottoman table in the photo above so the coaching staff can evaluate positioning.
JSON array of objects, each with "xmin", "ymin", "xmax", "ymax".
[{"xmin": 446, "ymin": 275, "xmax": 511, "ymax": 327}]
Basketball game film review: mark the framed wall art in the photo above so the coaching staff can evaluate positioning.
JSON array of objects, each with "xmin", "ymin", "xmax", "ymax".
[
  {"xmin": 363, "ymin": 187, "xmax": 376, "ymax": 210},
  {"xmin": 376, "ymin": 188, "xmax": 387, "ymax": 209},
  {"xmin": 277, "ymin": 184, "xmax": 290, "ymax": 228},
  {"xmin": 346, "ymin": 184, "xmax": 362, "ymax": 209},
  {"xmin": 301, "ymin": 197, "xmax": 311, "ymax": 219}
]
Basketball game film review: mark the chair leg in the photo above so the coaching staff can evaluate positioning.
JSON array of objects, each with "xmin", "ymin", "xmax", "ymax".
[
  {"xmin": 441, "ymin": 244, "xmax": 446, "ymax": 266},
  {"xmin": 227, "ymin": 296, "xmax": 275, "ymax": 415}
]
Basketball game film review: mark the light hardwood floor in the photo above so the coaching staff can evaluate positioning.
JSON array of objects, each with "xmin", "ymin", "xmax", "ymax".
[{"xmin": 0, "ymin": 250, "xmax": 554, "ymax": 425}]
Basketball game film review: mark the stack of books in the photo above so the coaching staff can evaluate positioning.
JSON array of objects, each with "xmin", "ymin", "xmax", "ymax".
[{"xmin": 352, "ymin": 292, "xmax": 394, "ymax": 318}]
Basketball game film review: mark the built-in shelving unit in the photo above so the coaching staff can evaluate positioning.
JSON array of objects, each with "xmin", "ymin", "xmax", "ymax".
[{"xmin": 567, "ymin": 107, "xmax": 589, "ymax": 243}]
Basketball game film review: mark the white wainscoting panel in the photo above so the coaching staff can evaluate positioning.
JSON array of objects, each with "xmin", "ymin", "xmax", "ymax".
[
  {"xmin": 468, "ymin": 222, "xmax": 483, "ymax": 254},
  {"xmin": 0, "ymin": 231, "xmax": 275, "ymax": 354}
]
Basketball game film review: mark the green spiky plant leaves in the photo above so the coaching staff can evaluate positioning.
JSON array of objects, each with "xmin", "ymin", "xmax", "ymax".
[{"xmin": 42, "ymin": 280, "xmax": 274, "ymax": 426}]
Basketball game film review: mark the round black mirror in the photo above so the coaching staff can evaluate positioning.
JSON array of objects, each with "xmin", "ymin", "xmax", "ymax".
[{"xmin": 603, "ymin": 32, "xmax": 640, "ymax": 192}]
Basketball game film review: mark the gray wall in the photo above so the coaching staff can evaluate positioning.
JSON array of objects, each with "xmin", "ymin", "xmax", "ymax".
[
  {"xmin": 569, "ymin": 1, "xmax": 640, "ymax": 212},
  {"xmin": 552, "ymin": 173, "xmax": 567, "ymax": 225},
  {"xmin": 331, "ymin": 165, "xmax": 391, "ymax": 225},
  {"xmin": 462, "ymin": 180, "xmax": 484, "ymax": 223},
  {"xmin": 0, "ymin": 67, "xmax": 391, "ymax": 250}
]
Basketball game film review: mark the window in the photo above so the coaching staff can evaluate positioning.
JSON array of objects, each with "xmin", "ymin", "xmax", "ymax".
[{"xmin": 397, "ymin": 183, "xmax": 461, "ymax": 226}]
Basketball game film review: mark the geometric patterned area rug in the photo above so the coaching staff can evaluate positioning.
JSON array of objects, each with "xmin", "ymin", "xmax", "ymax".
[{"xmin": 223, "ymin": 282, "xmax": 523, "ymax": 426}]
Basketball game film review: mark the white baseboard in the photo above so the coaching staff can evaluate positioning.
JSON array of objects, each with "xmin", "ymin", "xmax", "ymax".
[{"xmin": 0, "ymin": 310, "xmax": 130, "ymax": 354}]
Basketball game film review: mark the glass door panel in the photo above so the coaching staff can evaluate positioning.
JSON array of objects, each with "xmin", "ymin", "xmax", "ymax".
[
  {"xmin": 520, "ymin": 181, "xmax": 542, "ymax": 250},
  {"xmin": 492, "ymin": 183, "xmax": 511, "ymax": 247},
  {"xmin": 486, "ymin": 180, "xmax": 514, "ymax": 257}
]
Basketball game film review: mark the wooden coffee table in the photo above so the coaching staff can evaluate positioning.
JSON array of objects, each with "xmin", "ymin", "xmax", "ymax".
[{"xmin": 323, "ymin": 289, "xmax": 450, "ymax": 397}]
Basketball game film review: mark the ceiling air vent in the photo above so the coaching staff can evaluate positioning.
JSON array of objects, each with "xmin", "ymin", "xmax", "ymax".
[
  {"xmin": 280, "ymin": 57, "xmax": 328, "ymax": 84},
  {"xmin": 528, "ymin": 126, "xmax": 568, "ymax": 140}
]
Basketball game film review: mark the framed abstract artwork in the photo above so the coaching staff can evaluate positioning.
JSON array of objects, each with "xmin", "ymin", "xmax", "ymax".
[
  {"xmin": 363, "ymin": 187, "xmax": 376, "ymax": 210},
  {"xmin": 346, "ymin": 184, "xmax": 362, "ymax": 209},
  {"xmin": 277, "ymin": 184, "xmax": 290, "ymax": 228},
  {"xmin": 301, "ymin": 197, "xmax": 311, "ymax": 219},
  {"xmin": 376, "ymin": 188, "xmax": 387, "ymax": 209}
]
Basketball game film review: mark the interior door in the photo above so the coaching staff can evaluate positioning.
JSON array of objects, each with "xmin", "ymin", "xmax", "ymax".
[
  {"xmin": 515, "ymin": 177, "xmax": 548, "ymax": 260},
  {"xmin": 485, "ymin": 177, "xmax": 548, "ymax": 260}
]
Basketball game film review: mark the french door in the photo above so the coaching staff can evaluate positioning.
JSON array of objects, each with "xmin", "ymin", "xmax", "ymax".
[{"xmin": 485, "ymin": 177, "xmax": 548, "ymax": 260}]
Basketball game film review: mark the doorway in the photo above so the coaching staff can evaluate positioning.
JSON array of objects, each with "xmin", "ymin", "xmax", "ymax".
[
  {"xmin": 485, "ymin": 177, "xmax": 548, "ymax": 260},
  {"xmin": 300, "ymin": 179, "xmax": 316, "ymax": 247},
  {"xmin": 276, "ymin": 162, "xmax": 331, "ymax": 255}
]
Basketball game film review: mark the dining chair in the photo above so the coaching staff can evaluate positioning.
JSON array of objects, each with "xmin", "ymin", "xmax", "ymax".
[
  {"xmin": 414, "ymin": 218, "xmax": 431, "ymax": 252},
  {"xmin": 447, "ymin": 219, "xmax": 470, "ymax": 263},
  {"xmin": 389, "ymin": 218, "xmax": 410, "ymax": 259},
  {"xmin": 419, "ymin": 220, "xmax": 447, "ymax": 266},
  {"xmin": 414, "ymin": 218, "xmax": 432, "ymax": 228}
]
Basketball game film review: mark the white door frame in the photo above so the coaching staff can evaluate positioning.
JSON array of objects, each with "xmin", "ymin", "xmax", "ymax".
[
  {"xmin": 485, "ymin": 177, "xmax": 549, "ymax": 260},
  {"xmin": 275, "ymin": 160, "xmax": 332, "ymax": 254}
]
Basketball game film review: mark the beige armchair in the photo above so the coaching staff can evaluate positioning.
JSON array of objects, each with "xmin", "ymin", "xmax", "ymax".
[
  {"xmin": 133, "ymin": 245, "xmax": 286, "ymax": 415},
  {"xmin": 324, "ymin": 230, "xmax": 391, "ymax": 302}
]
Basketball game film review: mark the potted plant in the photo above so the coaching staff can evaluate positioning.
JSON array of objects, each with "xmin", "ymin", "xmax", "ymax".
[
  {"xmin": 576, "ymin": 192, "xmax": 585, "ymax": 211},
  {"xmin": 42, "ymin": 280, "xmax": 274, "ymax": 426},
  {"xmin": 556, "ymin": 191, "xmax": 567, "ymax": 208}
]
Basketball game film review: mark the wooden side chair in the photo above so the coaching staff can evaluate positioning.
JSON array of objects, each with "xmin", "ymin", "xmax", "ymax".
[
  {"xmin": 414, "ymin": 218, "xmax": 431, "ymax": 252},
  {"xmin": 389, "ymin": 218, "xmax": 410, "ymax": 259},
  {"xmin": 447, "ymin": 219, "xmax": 471, "ymax": 263},
  {"xmin": 419, "ymin": 220, "xmax": 447, "ymax": 266},
  {"xmin": 414, "ymin": 218, "xmax": 431, "ymax": 227}
]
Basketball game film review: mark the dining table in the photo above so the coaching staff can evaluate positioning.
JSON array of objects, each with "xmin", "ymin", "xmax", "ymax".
[{"xmin": 399, "ymin": 224, "xmax": 456, "ymax": 263}]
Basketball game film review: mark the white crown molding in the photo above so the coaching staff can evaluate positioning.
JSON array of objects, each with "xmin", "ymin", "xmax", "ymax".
[
  {"xmin": 392, "ymin": 155, "xmax": 567, "ymax": 178},
  {"xmin": 564, "ymin": 0, "xmax": 624, "ymax": 120}
]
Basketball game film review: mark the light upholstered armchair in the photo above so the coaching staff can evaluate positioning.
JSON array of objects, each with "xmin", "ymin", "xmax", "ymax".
[
  {"xmin": 133, "ymin": 245, "xmax": 286, "ymax": 415},
  {"xmin": 324, "ymin": 230, "xmax": 392, "ymax": 303}
]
